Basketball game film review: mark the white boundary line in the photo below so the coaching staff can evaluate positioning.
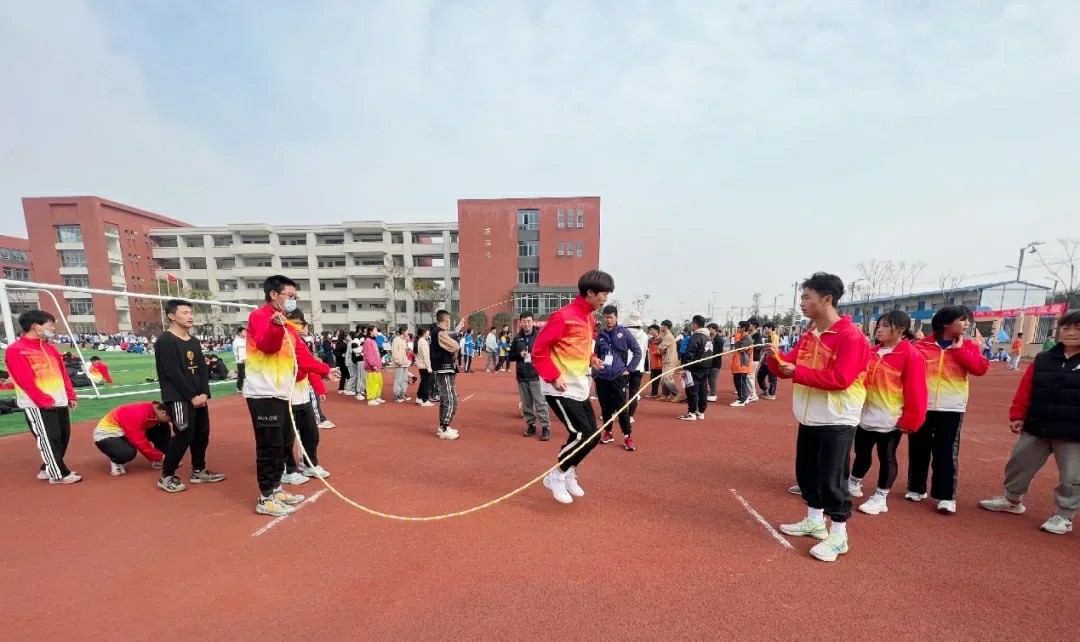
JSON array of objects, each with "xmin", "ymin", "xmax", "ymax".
[
  {"xmin": 729, "ymin": 488, "xmax": 794, "ymax": 550},
  {"xmin": 252, "ymin": 488, "xmax": 327, "ymax": 538},
  {"xmin": 461, "ymin": 393, "xmax": 475, "ymax": 402}
]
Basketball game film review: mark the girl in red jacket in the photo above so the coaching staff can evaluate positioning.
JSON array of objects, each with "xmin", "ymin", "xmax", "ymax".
[
  {"xmin": 280, "ymin": 309, "xmax": 338, "ymax": 485},
  {"xmin": 849, "ymin": 311, "xmax": 928, "ymax": 516},
  {"xmin": 907, "ymin": 305, "xmax": 989, "ymax": 513}
]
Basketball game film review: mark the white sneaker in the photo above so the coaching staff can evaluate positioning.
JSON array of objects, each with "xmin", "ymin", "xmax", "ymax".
[
  {"xmin": 420, "ymin": 401, "xmax": 435, "ymax": 407},
  {"xmin": 707, "ymin": 395, "xmax": 718, "ymax": 402},
  {"xmin": 629, "ymin": 417, "xmax": 635, "ymax": 424},
  {"xmin": 730, "ymin": 400, "xmax": 747, "ymax": 407},
  {"xmin": 937, "ymin": 499, "xmax": 957, "ymax": 514},
  {"xmin": 272, "ymin": 487, "xmax": 305, "ymax": 506},
  {"xmin": 848, "ymin": 480, "xmax": 863, "ymax": 498},
  {"xmin": 809, "ymin": 532, "xmax": 849, "ymax": 562},
  {"xmin": 367, "ymin": 400, "xmax": 380, "ymax": 406},
  {"xmin": 355, "ymin": 394, "xmax": 366, "ymax": 401},
  {"xmin": 317, "ymin": 420, "xmax": 335, "ymax": 429},
  {"xmin": 746, "ymin": 395, "xmax": 759, "ymax": 403},
  {"xmin": 256, "ymin": 496, "xmax": 293, "ymax": 517},
  {"xmin": 564, "ymin": 467, "xmax": 585, "ymax": 497},
  {"xmin": 49, "ymin": 472, "xmax": 83, "ymax": 485},
  {"xmin": 978, "ymin": 496, "xmax": 1026, "ymax": 514},
  {"xmin": 301, "ymin": 464, "xmax": 330, "ymax": 479},
  {"xmin": 858, "ymin": 493, "xmax": 888, "ymax": 515},
  {"xmin": 438, "ymin": 427, "xmax": 460, "ymax": 440},
  {"xmin": 905, "ymin": 491, "xmax": 928, "ymax": 502},
  {"xmin": 280, "ymin": 471, "xmax": 310, "ymax": 486},
  {"xmin": 337, "ymin": 390, "xmax": 348, "ymax": 395},
  {"xmin": 677, "ymin": 413, "xmax": 698, "ymax": 421},
  {"xmin": 36, "ymin": 469, "xmax": 50, "ymax": 481},
  {"xmin": 110, "ymin": 462, "xmax": 127, "ymax": 476},
  {"xmin": 543, "ymin": 470, "xmax": 573, "ymax": 504},
  {"xmin": 1040, "ymin": 515, "xmax": 1073, "ymax": 535},
  {"xmin": 376, "ymin": 398, "xmax": 387, "ymax": 404},
  {"xmin": 416, "ymin": 398, "xmax": 423, "ymax": 405},
  {"xmin": 779, "ymin": 517, "xmax": 828, "ymax": 540},
  {"xmin": 695, "ymin": 412, "xmax": 705, "ymax": 420}
]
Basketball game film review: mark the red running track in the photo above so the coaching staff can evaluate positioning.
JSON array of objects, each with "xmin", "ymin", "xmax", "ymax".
[{"xmin": 2, "ymin": 364, "xmax": 1078, "ymax": 640}]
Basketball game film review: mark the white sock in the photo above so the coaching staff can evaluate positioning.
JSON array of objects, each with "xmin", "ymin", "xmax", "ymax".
[
  {"xmin": 849, "ymin": 475, "xmax": 862, "ymax": 485},
  {"xmin": 875, "ymin": 488, "xmax": 889, "ymax": 497},
  {"xmin": 808, "ymin": 508, "xmax": 825, "ymax": 522},
  {"xmin": 831, "ymin": 521, "xmax": 847, "ymax": 535}
]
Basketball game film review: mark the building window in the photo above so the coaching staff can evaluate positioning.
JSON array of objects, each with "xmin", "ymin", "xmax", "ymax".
[
  {"xmin": 576, "ymin": 241, "xmax": 584, "ymax": 257},
  {"xmin": 557, "ymin": 209, "xmax": 565, "ymax": 229},
  {"xmin": 514, "ymin": 293, "xmax": 540, "ymax": 314},
  {"xmin": 576, "ymin": 208, "xmax": 584, "ymax": 228},
  {"xmin": 55, "ymin": 225, "xmax": 83, "ymax": 243},
  {"xmin": 557, "ymin": 241, "xmax": 565, "ymax": 256},
  {"xmin": 68, "ymin": 300, "xmax": 94, "ymax": 315},
  {"xmin": 2, "ymin": 267, "xmax": 30, "ymax": 281},
  {"xmin": 59, "ymin": 250, "xmax": 87, "ymax": 267},
  {"xmin": 518, "ymin": 268, "xmax": 539, "ymax": 285},
  {"xmin": 63, "ymin": 275, "xmax": 89, "ymax": 288},
  {"xmin": 517, "ymin": 209, "xmax": 540, "ymax": 231},
  {"xmin": 390, "ymin": 233, "xmax": 404, "ymax": 244},
  {"xmin": 517, "ymin": 241, "xmax": 538, "ymax": 257}
]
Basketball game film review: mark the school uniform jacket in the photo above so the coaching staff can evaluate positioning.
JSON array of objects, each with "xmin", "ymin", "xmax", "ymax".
[
  {"xmin": 914, "ymin": 335, "xmax": 989, "ymax": 413},
  {"xmin": 286, "ymin": 319, "xmax": 330, "ymax": 404},
  {"xmin": 4, "ymin": 336, "xmax": 75, "ymax": 409},
  {"xmin": 769, "ymin": 316, "xmax": 869, "ymax": 427},
  {"xmin": 860, "ymin": 340, "xmax": 928, "ymax": 433},
  {"xmin": 533, "ymin": 296, "xmax": 596, "ymax": 402},
  {"xmin": 242, "ymin": 303, "xmax": 294, "ymax": 400}
]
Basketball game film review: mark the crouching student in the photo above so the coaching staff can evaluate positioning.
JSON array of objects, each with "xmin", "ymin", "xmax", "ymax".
[
  {"xmin": 979, "ymin": 310, "xmax": 1080, "ymax": 535},
  {"xmin": 93, "ymin": 401, "xmax": 172, "ymax": 476}
]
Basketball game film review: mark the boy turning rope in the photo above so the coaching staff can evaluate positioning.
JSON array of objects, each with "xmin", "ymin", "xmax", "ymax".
[{"xmin": 533, "ymin": 270, "xmax": 615, "ymax": 504}]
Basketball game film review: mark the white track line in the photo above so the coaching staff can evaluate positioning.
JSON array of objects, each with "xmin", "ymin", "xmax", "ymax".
[
  {"xmin": 729, "ymin": 488, "xmax": 794, "ymax": 550},
  {"xmin": 462, "ymin": 393, "xmax": 475, "ymax": 402},
  {"xmin": 252, "ymin": 489, "xmax": 327, "ymax": 537}
]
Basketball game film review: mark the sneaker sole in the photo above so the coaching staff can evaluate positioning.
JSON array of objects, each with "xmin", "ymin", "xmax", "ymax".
[
  {"xmin": 779, "ymin": 527, "xmax": 828, "ymax": 540},
  {"xmin": 979, "ymin": 503, "xmax": 1025, "ymax": 515},
  {"xmin": 542, "ymin": 478, "xmax": 573, "ymax": 504},
  {"xmin": 858, "ymin": 504, "xmax": 888, "ymax": 515},
  {"xmin": 1041, "ymin": 524, "xmax": 1073, "ymax": 535},
  {"xmin": 158, "ymin": 483, "xmax": 187, "ymax": 493},
  {"xmin": 189, "ymin": 477, "xmax": 226, "ymax": 484},
  {"xmin": 256, "ymin": 506, "xmax": 293, "ymax": 517},
  {"xmin": 810, "ymin": 544, "xmax": 849, "ymax": 562}
]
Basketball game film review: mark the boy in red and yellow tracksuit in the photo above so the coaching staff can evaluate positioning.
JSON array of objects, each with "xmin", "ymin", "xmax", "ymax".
[
  {"xmin": 770, "ymin": 273, "xmax": 869, "ymax": 562},
  {"xmin": 93, "ymin": 401, "xmax": 172, "ymax": 474},
  {"xmin": 533, "ymin": 270, "xmax": 615, "ymax": 505},
  {"xmin": 4, "ymin": 311, "xmax": 80, "ymax": 484},
  {"xmin": 906, "ymin": 305, "xmax": 989, "ymax": 513},
  {"xmin": 848, "ymin": 312, "xmax": 928, "ymax": 516}
]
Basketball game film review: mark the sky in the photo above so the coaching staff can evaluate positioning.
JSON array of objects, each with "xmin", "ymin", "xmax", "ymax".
[{"xmin": 1, "ymin": 0, "xmax": 1077, "ymax": 320}]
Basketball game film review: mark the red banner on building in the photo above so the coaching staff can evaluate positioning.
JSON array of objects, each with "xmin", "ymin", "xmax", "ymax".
[{"xmin": 973, "ymin": 302, "xmax": 1068, "ymax": 320}]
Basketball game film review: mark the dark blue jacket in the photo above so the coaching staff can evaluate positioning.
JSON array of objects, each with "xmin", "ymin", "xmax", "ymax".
[{"xmin": 593, "ymin": 324, "xmax": 642, "ymax": 381}]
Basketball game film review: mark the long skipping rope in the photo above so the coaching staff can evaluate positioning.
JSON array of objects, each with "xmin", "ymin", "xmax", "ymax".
[{"xmin": 281, "ymin": 307, "xmax": 772, "ymax": 522}]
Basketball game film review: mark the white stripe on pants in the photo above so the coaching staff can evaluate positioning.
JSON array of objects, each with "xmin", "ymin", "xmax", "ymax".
[{"xmin": 25, "ymin": 407, "xmax": 62, "ymax": 479}]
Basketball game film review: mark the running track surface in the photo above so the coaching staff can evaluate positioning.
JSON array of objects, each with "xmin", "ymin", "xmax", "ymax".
[{"xmin": 2, "ymin": 365, "xmax": 1077, "ymax": 640}]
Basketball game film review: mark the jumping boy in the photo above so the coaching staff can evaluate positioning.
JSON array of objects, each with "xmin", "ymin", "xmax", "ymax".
[
  {"xmin": 155, "ymin": 299, "xmax": 226, "ymax": 493},
  {"xmin": 979, "ymin": 310, "xmax": 1080, "ymax": 535},
  {"xmin": 4, "ymin": 310, "xmax": 80, "ymax": 484},
  {"xmin": 769, "ymin": 273, "xmax": 869, "ymax": 562},
  {"xmin": 533, "ymin": 270, "xmax": 615, "ymax": 504}
]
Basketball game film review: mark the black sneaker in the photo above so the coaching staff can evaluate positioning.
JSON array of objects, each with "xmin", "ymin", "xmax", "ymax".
[
  {"xmin": 540, "ymin": 428, "xmax": 551, "ymax": 441},
  {"xmin": 190, "ymin": 469, "xmax": 226, "ymax": 484},
  {"xmin": 523, "ymin": 425, "xmax": 536, "ymax": 437},
  {"xmin": 158, "ymin": 475, "xmax": 187, "ymax": 493}
]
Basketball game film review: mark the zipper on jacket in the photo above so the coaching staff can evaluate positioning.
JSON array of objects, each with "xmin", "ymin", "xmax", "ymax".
[
  {"xmin": 801, "ymin": 337, "xmax": 817, "ymax": 424},
  {"xmin": 932, "ymin": 349, "xmax": 945, "ymax": 411}
]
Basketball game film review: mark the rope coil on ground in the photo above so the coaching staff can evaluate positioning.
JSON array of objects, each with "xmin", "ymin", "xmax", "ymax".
[{"xmin": 282, "ymin": 324, "xmax": 767, "ymax": 522}]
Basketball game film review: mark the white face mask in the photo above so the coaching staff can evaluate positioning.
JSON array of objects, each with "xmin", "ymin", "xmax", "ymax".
[
  {"xmin": 40, "ymin": 328, "xmax": 55, "ymax": 339},
  {"xmin": 283, "ymin": 298, "xmax": 298, "ymax": 313}
]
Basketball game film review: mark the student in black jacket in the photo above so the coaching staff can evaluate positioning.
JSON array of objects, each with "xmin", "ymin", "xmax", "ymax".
[
  {"xmin": 507, "ymin": 312, "xmax": 551, "ymax": 440},
  {"xmin": 979, "ymin": 311, "xmax": 1080, "ymax": 535},
  {"xmin": 706, "ymin": 323, "xmax": 725, "ymax": 401},
  {"xmin": 154, "ymin": 299, "xmax": 226, "ymax": 493},
  {"xmin": 677, "ymin": 315, "xmax": 714, "ymax": 421}
]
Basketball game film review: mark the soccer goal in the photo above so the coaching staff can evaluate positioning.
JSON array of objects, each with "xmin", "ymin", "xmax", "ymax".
[{"xmin": 0, "ymin": 278, "xmax": 255, "ymax": 400}]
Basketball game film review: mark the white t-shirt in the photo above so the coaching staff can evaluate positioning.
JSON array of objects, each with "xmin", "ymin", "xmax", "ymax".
[{"xmin": 232, "ymin": 336, "xmax": 247, "ymax": 363}]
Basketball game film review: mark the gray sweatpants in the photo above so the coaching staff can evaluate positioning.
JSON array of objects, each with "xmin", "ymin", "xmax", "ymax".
[
  {"xmin": 517, "ymin": 379, "xmax": 550, "ymax": 429},
  {"xmin": 393, "ymin": 367, "xmax": 410, "ymax": 400},
  {"xmin": 1003, "ymin": 432, "xmax": 1080, "ymax": 519}
]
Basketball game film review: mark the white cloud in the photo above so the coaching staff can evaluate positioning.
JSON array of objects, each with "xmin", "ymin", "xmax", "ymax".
[{"xmin": 1, "ymin": 0, "xmax": 1077, "ymax": 318}]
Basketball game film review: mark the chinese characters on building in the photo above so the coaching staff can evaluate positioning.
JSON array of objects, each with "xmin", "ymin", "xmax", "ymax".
[{"xmin": 483, "ymin": 227, "xmax": 492, "ymax": 260}]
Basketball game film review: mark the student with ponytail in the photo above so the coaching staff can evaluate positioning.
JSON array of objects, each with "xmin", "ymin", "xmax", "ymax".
[
  {"xmin": 849, "ymin": 310, "xmax": 928, "ymax": 515},
  {"xmin": 907, "ymin": 305, "xmax": 989, "ymax": 513}
]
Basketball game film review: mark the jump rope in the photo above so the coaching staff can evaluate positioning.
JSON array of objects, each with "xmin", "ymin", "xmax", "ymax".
[{"xmin": 279, "ymin": 306, "xmax": 775, "ymax": 522}]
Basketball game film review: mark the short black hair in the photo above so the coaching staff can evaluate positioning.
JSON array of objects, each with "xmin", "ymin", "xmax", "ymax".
[
  {"xmin": 263, "ymin": 275, "xmax": 297, "ymax": 301},
  {"xmin": 661, "ymin": 319, "xmax": 672, "ymax": 329},
  {"xmin": 436, "ymin": 309, "xmax": 450, "ymax": 323},
  {"xmin": 648, "ymin": 323, "xmax": 661, "ymax": 332},
  {"xmin": 763, "ymin": 321, "xmax": 778, "ymax": 331},
  {"xmin": 931, "ymin": 305, "xmax": 972, "ymax": 335},
  {"xmin": 165, "ymin": 299, "xmax": 192, "ymax": 317},
  {"xmin": 287, "ymin": 307, "xmax": 306, "ymax": 323},
  {"xmin": 207, "ymin": 354, "xmax": 219, "ymax": 359},
  {"xmin": 801, "ymin": 272, "xmax": 845, "ymax": 306},
  {"xmin": 578, "ymin": 270, "xmax": 615, "ymax": 297},
  {"xmin": 1057, "ymin": 310, "xmax": 1080, "ymax": 330},
  {"xmin": 748, "ymin": 316, "xmax": 761, "ymax": 327},
  {"xmin": 90, "ymin": 356, "xmax": 101, "ymax": 362},
  {"xmin": 602, "ymin": 305, "xmax": 618, "ymax": 316},
  {"xmin": 738, "ymin": 320, "xmax": 751, "ymax": 331},
  {"xmin": 18, "ymin": 310, "xmax": 55, "ymax": 333},
  {"xmin": 396, "ymin": 326, "xmax": 406, "ymax": 335},
  {"xmin": 707, "ymin": 322, "xmax": 719, "ymax": 330},
  {"xmin": 519, "ymin": 312, "xmax": 533, "ymax": 320},
  {"xmin": 236, "ymin": 327, "xmax": 247, "ymax": 335},
  {"xmin": 877, "ymin": 310, "xmax": 915, "ymax": 340},
  {"xmin": 691, "ymin": 315, "xmax": 706, "ymax": 328}
]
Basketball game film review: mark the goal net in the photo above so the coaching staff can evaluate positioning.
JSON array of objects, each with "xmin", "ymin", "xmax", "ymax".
[{"xmin": 0, "ymin": 278, "xmax": 255, "ymax": 400}]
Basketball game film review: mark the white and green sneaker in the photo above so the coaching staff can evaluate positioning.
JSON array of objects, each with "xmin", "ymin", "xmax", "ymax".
[
  {"xmin": 779, "ymin": 517, "xmax": 828, "ymax": 540},
  {"xmin": 809, "ymin": 532, "xmax": 849, "ymax": 562}
]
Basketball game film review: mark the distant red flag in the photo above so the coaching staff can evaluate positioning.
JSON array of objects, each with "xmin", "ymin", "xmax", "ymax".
[{"xmin": 167, "ymin": 274, "xmax": 177, "ymax": 283}]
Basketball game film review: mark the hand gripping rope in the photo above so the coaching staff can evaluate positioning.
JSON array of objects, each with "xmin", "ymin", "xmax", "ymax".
[{"xmin": 281, "ymin": 312, "xmax": 779, "ymax": 522}]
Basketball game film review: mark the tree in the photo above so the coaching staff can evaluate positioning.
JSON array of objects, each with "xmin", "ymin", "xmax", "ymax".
[
  {"xmin": 750, "ymin": 292, "xmax": 762, "ymax": 317},
  {"xmin": 492, "ymin": 311, "xmax": 512, "ymax": 332},
  {"xmin": 937, "ymin": 271, "xmax": 965, "ymax": 299},
  {"xmin": 856, "ymin": 259, "xmax": 897, "ymax": 301},
  {"xmin": 467, "ymin": 310, "xmax": 488, "ymax": 333},
  {"xmin": 901, "ymin": 261, "xmax": 927, "ymax": 296},
  {"xmin": 376, "ymin": 255, "xmax": 413, "ymax": 328},
  {"xmin": 1034, "ymin": 238, "xmax": 1079, "ymax": 305},
  {"xmin": 412, "ymin": 279, "xmax": 449, "ymax": 326},
  {"xmin": 179, "ymin": 287, "xmax": 228, "ymax": 337}
]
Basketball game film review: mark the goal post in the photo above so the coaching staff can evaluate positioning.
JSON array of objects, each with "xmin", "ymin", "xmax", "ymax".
[{"xmin": 0, "ymin": 278, "xmax": 256, "ymax": 400}]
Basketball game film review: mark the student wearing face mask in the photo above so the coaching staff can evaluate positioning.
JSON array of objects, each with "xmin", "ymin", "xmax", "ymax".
[{"xmin": 4, "ymin": 310, "xmax": 80, "ymax": 484}]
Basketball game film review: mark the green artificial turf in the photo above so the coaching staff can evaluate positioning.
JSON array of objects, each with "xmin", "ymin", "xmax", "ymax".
[{"xmin": 0, "ymin": 350, "xmax": 239, "ymax": 436}]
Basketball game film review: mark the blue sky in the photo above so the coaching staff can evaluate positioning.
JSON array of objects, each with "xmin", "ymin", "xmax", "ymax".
[{"xmin": 1, "ymin": 0, "xmax": 1077, "ymax": 319}]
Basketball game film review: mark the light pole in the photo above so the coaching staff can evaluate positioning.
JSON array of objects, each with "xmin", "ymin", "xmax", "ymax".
[
  {"xmin": 790, "ymin": 280, "xmax": 800, "ymax": 331},
  {"xmin": 772, "ymin": 293, "xmax": 783, "ymax": 319},
  {"xmin": 1013, "ymin": 241, "xmax": 1045, "ymax": 281}
]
